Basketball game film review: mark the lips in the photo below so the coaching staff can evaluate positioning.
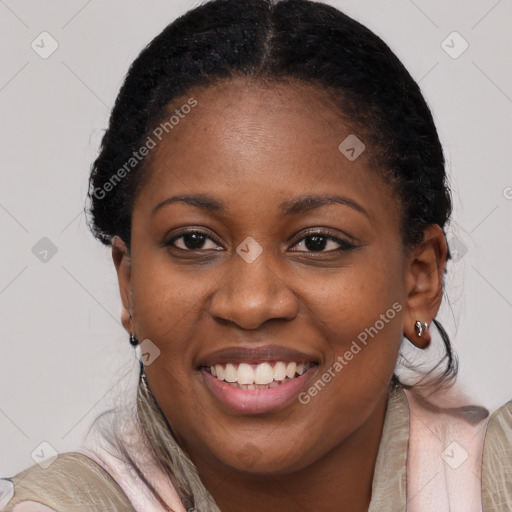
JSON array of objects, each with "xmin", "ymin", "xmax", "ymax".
[
  {"xmin": 197, "ymin": 344, "xmax": 319, "ymax": 414},
  {"xmin": 197, "ymin": 344, "xmax": 318, "ymax": 367}
]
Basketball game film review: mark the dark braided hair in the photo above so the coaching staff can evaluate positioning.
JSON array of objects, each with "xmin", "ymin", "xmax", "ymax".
[
  {"xmin": 88, "ymin": 0, "xmax": 451, "ymax": 250},
  {"xmin": 84, "ymin": 1, "xmax": 464, "ymax": 508}
]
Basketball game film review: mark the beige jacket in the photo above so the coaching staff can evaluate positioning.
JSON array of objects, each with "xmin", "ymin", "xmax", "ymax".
[{"xmin": 1, "ymin": 384, "xmax": 511, "ymax": 512}]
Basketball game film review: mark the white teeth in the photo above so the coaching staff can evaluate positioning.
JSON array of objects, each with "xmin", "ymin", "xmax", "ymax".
[
  {"xmin": 254, "ymin": 362, "xmax": 273, "ymax": 385},
  {"xmin": 237, "ymin": 363, "xmax": 255, "ymax": 385},
  {"xmin": 273, "ymin": 361, "xmax": 287, "ymax": 381},
  {"xmin": 285, "ymin": 362, "xmax": 297, "ymax": 379},
  {"xmin": 224, "ymin": 363, "xmax": 238, "ymax": 382},
  {"xmin": 208, "ymin": 360, "xmax": 314, "ymax": 386},
  {"xmin": 215, "ymin": 364, "xmax": 225, "ymax": 380}
]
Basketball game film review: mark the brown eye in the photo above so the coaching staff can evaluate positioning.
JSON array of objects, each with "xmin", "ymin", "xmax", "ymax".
[
  {"xmin": 290, "ymin": 231, "xmax": 357, "ymax": 253},
  {"xmin": 166, "ymin": 230, "xmax": 221, "ymax": 251}
]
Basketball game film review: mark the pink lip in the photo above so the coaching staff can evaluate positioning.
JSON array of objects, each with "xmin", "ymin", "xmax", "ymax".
[{"xmin": 200, "ymin": 365, "xmax": 318, "ymax": 415}]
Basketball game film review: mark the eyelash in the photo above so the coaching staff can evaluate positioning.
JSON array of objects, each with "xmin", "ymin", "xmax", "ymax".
[{"xmin": 165, "ymin": 229, "xmax": 357, "ymax": 254}]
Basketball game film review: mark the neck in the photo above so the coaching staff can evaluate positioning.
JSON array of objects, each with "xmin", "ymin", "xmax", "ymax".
[{"xmin": 193, "ymin": 391, "xmax": 389, "ymax": 512}]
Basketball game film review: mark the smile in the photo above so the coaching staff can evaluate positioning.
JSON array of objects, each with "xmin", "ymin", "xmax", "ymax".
[
  {"xmin": 200, "ymin": 360, "xmax": 318, "ymax": 414},
  {"xmin": 205, "ymin": 361, "xmax": 316, "ymax": 389}
]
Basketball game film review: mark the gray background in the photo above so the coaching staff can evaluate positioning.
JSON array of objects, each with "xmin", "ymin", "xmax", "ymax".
[{"xmin": 1, "ymin": 0, "xmax": 511, "ymax": 476}]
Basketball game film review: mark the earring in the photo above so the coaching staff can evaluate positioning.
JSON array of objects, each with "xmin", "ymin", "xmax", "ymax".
[
  {"xmin": 414, "ymin": 320, "xmax": 429, "ymax": 338},
  {"xmin": 129, "ymin": 332, "xmax": 139, "ymax": 346}
]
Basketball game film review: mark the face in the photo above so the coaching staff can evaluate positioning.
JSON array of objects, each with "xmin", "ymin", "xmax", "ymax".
[{"xmin": 113, "ymin": 77, "xmax": 445, "ymax": 476}]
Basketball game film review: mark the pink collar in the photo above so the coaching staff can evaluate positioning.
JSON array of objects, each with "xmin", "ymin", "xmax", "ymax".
[{"xmin": 79, "ymin": 383, "xmax": 490, "ymax": 512}]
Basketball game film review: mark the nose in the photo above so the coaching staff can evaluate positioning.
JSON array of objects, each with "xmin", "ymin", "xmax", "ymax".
[{"xmin": 209, "ymin": 249, "xmax": 299, "ymax": 330}]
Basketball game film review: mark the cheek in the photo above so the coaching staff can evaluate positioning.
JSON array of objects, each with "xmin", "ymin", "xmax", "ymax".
[
  {"xmin": 131, "ymin": 244, "xmax": 211, "ymax": 321},
  {"xmin": 305, "ymin": 254, "xmax": 404, "ymax": 333},
  {"xmin": 129, "ymin": 252, "xmax": 209, "ymax": 367},
  {"xmin": 291, "ymin": 266, "xmax": 404, "ymax": 455},
  {"xmin": 303, "ymin": 254, "xmax": 405, "ymax": 383}
]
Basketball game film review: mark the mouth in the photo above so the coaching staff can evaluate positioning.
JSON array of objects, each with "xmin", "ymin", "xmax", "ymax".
[
  {"xmin": 201, "ymin": 360, "xmax": 318, "ymax": 390},
  {"xmin": 197, "ymin": 345, "xmax": 319, "ymax": 414}
]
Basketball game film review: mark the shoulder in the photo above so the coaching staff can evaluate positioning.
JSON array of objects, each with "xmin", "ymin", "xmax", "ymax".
[
  {"xmin": 482, "ymin": 399, "xmax": 512, "ymax": 510},
  {"xmin": 0, "ymin": 451, "xmax": 136, "ymax": 512},
  {"xmin": 402, "ymin": 385, "xmax": 490, "ymax": 510}
]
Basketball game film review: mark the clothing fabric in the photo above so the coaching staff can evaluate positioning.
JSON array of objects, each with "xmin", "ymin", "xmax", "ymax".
[
  {"xmin": 0, "ymin": 452, "xmax": 135, "ymax": 511},
  {"xmin": 1, "ymin": 384, "xmax": 511, "ymax": 511}
]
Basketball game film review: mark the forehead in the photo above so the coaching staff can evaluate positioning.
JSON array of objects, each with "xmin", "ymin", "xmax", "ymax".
[
  {"xmin": 158, "ymin": 77, "xmax": 355, "ymax": 159},
  {"xmin": 135, "ymin": 77, "xmax": 398, "ymax": 225}
]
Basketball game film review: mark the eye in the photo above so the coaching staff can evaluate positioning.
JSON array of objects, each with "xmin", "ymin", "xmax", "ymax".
[
  {"xmin": 166, "ymin": 230, "xmax": 222, "ymax": 251},
  {"xmin": 290, "ymin": 230, "xmax": 357, "ymax": 253},
  {"xmin": 165, "ymin": 229, "xmax": 358, "ymax": 253}
]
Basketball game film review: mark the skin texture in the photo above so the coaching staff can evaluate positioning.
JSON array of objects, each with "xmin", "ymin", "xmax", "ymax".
[{"xmin": 112, "ymin": 77, "xmax": 447, "ymax": 512}]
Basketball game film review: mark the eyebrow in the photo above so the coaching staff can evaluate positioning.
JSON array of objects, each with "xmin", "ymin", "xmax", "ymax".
[{"xmin": 151, "ymin": 193, "xmax": 370, "ymax": 219}]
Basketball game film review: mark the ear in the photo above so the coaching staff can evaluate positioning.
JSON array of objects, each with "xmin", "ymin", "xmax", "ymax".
[
  {"xmin": 402, "ymin": 225, "xmax": 448, "ymax": 349},
  {"xmin": 112, "ymin": 235, "xmax": 134, "ymax": 335}
]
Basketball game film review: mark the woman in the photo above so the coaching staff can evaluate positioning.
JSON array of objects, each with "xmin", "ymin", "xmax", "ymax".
[{"xmin": 1, "ymin": 0, "xmax": 510, "ymax": 510}]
